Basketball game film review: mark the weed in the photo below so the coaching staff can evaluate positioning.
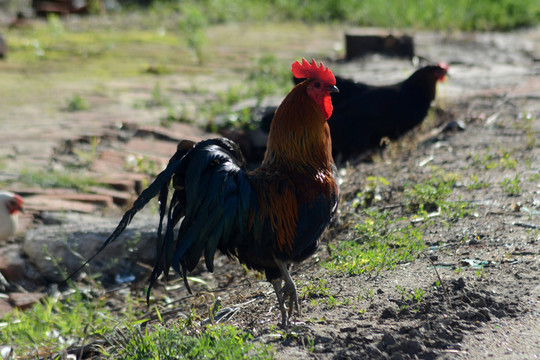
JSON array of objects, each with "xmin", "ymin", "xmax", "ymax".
[
  {"xmin": 302, "ymin": 335, "xmax": 316, "ymax": 353},
  {"xmin": 246, "ymin": 55, "xmax": 291, "ymax": 104},
  {"xmin": 18, "ymin": 169, "xmax": 99, "ymax": 191},
  {"xmin": 354, "ymin": 176, "xmax": 390, "ymax": 208},
  {"xmin": 0, "ymin": 290, "xmax": 113, "ymax": 356},
  {"xmin": 404, "ymin": 171, "xmax": 457, "ymax": 213},
  {"xmin": 467, "ymin": 174, "xmax": 490, "ymax": 191},
  {"xmin": 73, "ymin": 136, "xmax": 100, "ymax": 166},
  {"xmin": 440, "ymin": 195, "xmax": 475, "ymax": 222},
  {"xmin": 178, "ymin": 4, "xmax": 208, "ymax": 65},
  {"xmin": 412, "ymin": 288, "xmax": 425, "ymax": 303},
  {"xmin": 124, "ymin": 154, "xmax": 163, "ymax": 176},
  {"xmin": 526, "ymin": 131, "xmax": 537, "ymax": 150},
  {"xmin": 110, "ymin": 323, "xmax": 274, "ymax": 359},
  {"xmin": 300, "ymin": 279, "xmax": 330, "ymax": 299},
  {"xmin": 146, "ymin": 0, "xmax": 540, "ymax": 31},
  {"xmin": 476, "ymin": 268, "xmax": 487, "ymax": 279},
  {"xmin": 65, "ymin": 94, "xmax": 89, "ymax": 112},
  {"xmin": 160, "ymin": 105, "xmax": 193, "ymax": 127},
  {"xmin": 473, "ymin": 148, "xmax": 518, "ymax": 170},
  {"xmin": 326, "ymin": 296, "xmax": 338, "ymax": 309},
  {"xmin": 143, "ymin": 83, "xmax": 171, "ymax": 108},
  {"xmin": 324, "ymin": 209, "xmax": 425, "ymax": 275},
  {"xmin": 358, "ymin": 289, "xmax": 375, "ymax": 302},
  {"xmin": 501, "ymin": 174, "xmax": 522, "ymax": 196}
]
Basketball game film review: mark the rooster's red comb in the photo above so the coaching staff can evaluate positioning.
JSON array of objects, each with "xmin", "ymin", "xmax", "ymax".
[{"xmin": 292, "ymin": 58, "xmax": 335, "ymax": 85}]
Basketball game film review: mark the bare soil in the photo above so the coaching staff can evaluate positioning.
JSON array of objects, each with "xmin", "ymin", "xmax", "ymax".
[{"xmin": 1, "ymin": 26, "xmax": 539, "ymax": 359}]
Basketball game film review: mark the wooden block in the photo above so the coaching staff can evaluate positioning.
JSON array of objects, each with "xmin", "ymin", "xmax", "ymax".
[
  {"xmin": 87, "ymin": 186, "xmax": 134, "ymax": 206},
  {"xmin": 345, "ymin": 32, "xmax": 414, "ymax": 59},
  {"xmin": 24, "ymin": 196, "xmax": 97, "ymax": 213},
  {"xmin": 8, "ymin": 292, "xmax": 46, "ymax": 310}
]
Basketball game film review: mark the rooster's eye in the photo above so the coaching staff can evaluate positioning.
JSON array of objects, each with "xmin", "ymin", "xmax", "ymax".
[{"xmin": 313, "ymin": 82, "xmax": 321, "ymax": 88}]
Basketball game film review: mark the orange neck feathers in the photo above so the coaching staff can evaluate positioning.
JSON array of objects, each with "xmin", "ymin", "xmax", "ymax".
[{"xmin": 263, "ymin": 80, "xmax": 334, "ymax": 174}]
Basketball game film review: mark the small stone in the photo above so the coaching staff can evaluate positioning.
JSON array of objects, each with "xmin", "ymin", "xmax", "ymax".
[{"xmin": 381, "ymin": 307, "xmax": 397, "ymax": 319}]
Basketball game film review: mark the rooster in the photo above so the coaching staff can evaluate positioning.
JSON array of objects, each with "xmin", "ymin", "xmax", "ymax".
[
  {"xmin": 69, "ymin": 59, "xmax": 339, "ymax": 327},
  {"xmin": 330, "ymin": 64, "xmax": 448, "ymax": 161},
  {"xmin": 0, "ymin": 191, "xmax": 24, "ymax": 241}
]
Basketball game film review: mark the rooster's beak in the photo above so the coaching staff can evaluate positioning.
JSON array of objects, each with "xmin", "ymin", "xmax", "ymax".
[{"xmin": 328, "ymin": 85, "xmax": 339, "ymax": 93}]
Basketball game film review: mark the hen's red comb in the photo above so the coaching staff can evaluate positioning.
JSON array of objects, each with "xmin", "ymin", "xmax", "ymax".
[
  {"xmin": 292, "ymin": 58, "xmax": 335, "ymax": 85},
  {"xmin": 438, "ymin": 62, "xmax": 449, "ymax": 72}
]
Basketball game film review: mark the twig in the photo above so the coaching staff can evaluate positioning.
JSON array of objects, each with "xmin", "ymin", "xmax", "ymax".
[
  {"xmin": 80, "ymin": 324, "xmax": 88, "ymax": 359},
  {"xmin": 422, "ymin": 251, "xmax": 451, "ymax": 306},
  {"xmin": 510, "ymin": 222, "xmax": 540, "ymax": 230},
  {"xmin": 487, "ymin": 211, "xmax": 522, "ymax": 217},
  {"xmin": 373, "ymin": 203, "xmax": 403, "ymax": 211}
]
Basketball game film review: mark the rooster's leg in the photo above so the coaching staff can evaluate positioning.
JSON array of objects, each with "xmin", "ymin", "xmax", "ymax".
[
  {"xmin": 273, "ymin": 256, "xmax": 300, "ymax": 326},
  {"xmin": 271, "ymin": 278, "xmax": 287, "ymax": 327}
]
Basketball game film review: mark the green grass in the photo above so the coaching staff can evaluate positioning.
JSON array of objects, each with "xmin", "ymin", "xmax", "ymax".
[
  {"xmin": 404, "ymin": 170, "xmax": 459, "ymax": 213},
  {"xmin": 108, "ymin": 323, "xmax": 274, "ymax": 360},
  {"xmin": 353, "ymin": 176, "xmax": 390, "ymax": 208},
  {"xmin": 143, "ymin": 0, "xmax": 540, "ymax": 31},
  {"xmin": 501, "ymin": 173, "xmax": 522, "ymax": 196},
  {"xmin": 299, "ymin": 278, "xmax": 331, "ymax": 299},
  {"xmin": 0, "ymin": 290, "xmax": 114, "ymax": 357},
  {"xmin": 467, "ymin": 174, "xmax": 490, "ymax": 191},
  {"xmin": 64, "ymin": 94, "xmax": 90, "ymax": 112},
  {"xmin": 15, "ymin": 169, "xmax": 100, "ymax": 191},
  {"xmin": 324, "ymin": 208, "xmax": 425, "ymax": 276},
  {"xmin": 471, "ymin": 148, "xmax": 519, "ymax": 170},
  {"xmin": 1, "ymin": 290, "xmax": 274, "ymax": 359}
]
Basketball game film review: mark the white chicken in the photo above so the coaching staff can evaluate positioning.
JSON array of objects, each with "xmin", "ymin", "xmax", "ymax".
[{"xmin": 0, "ymin": 191, "xmax": 24, "ymax": 241}]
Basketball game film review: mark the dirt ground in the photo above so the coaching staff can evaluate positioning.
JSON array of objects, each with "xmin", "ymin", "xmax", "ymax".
[{"xmin": 1, "ymin": 25, "xmax": 539, "ymax": 359}]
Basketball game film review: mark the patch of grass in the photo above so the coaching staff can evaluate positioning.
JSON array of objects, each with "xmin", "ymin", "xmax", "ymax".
[
  {"xmin": 17, "ymin": 169, "xmax": 99, "ymax": 191},
  {"xmin": 145, "ymin": 0, "xmax": 540, "ymax": 31},
  {"xmin": 299, "ymin": 278, "xmax": 330, "ymax": 299},
  {"xmin": 246, "ymin": 55, "xmax": 292, "ymax": 104},
  {"xmin": 160, "ymin": 105, "xmax": 194, "ymax": 127},
  {"xmin": 439, "ymin": 195, "xmax": 475, "ymax": 222},
  {"xmin": 124, "ymin": 155, "xmax": 163, "ymax": 176},
  {"xmin": 178, "ymin": 3, "xmax": 208, "ymax": 65},
  {"xmin": 501, "ymin": 173, "xmax": 522, "ymax": 196},
  {"xmin": 467, "ymin": 174, "xmax": 490, "ymax": 191},
  {"xmin": 0, "ymin": 290, "xmax": 113, "ymax": 357},
  {"xmin": 73, "ymin": 136, "xmax": 100, "ymax": 166},
  {"xmin": 140, "ymin": 83, "xmax": 171, "ymax": 108},
  {"xmin": 515, "ymin": 112, "xmax": 538, "ymax": 150},
  {"xmin": 404, "ymin": 171, "xmax": 458, "ymax": 213},
  {"xmin": 472, "ymin": 148, "xmax": 518, "ymax": 170},
  {"xmin": 353, "ymin": 176, "xmax": 390, "ymax": 208},
  {"xmin": 202, "ymin": 54, "xmax": 292, "ymax": 132},
  {"xmin": 64, "ymin": 94, "xmax": 90, "ymax": 112},
  {"xmin": 324, "ymin": 209, "xmax": 425, "ymax": 276},
  {"xmin": 109, "ymin": 323, "xmax": 274, "ymax": 360}
]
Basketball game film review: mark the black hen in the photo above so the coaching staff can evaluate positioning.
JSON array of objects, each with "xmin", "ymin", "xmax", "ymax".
[{"xmin": 329, "ymin": 64, "xmax": 448, "ymax": 161}]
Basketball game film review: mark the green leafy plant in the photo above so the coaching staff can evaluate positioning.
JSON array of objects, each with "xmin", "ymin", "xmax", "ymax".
[
  {"xmin": 300, "ymin": 278, "xmax": 330, "ymax": 299},
  {"xmin": 354, "ymin": 176, "xmax": 390, "ymax": 208},
  {"xmin": 18, "ymin": 169, "xmax": 99, "ymax": 191},
  {"xmin": 73, "ymin": 136, "xmax": 100, "ymax": 167},
  {"xmin": 246, "ymin": 55, "xmax": 291, "ymax": 104},
  {"xmin": 467, "ymin": 174, "xmax": 490, "ymax": 191},
  {"xmin": 65, "ymin": 94, "xmax": 89, "ymax": 112},
  {"xmin": 178, "ymin": 4, "xmax": 208, "ymax": 65},
  {"xmin": 501, "ymin": 173, "xmax": 522, "ymax": 196},
  {"xmin": 324, "ymin": 209, "xmax": 425, "ymax": 275},
  {"xmin": 0, "ymin": 290, "xmax": 113, "ymax": 356},
  {"xmin": 404, "ymin": 173, "xmax": 455, "ymax": 213},
  {"xmin": 109, "ymin": 323, "xmax": 274, "ymax": 359},
  {"xmin": 143, "ymin": 83, "xmax": 171, "ymax": 108}
]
